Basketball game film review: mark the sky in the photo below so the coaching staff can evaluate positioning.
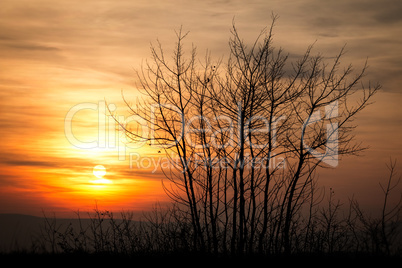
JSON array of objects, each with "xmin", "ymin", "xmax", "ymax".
[{"xmin": 0, "ymin": 0, "xmax": 401, "ymax": 217}]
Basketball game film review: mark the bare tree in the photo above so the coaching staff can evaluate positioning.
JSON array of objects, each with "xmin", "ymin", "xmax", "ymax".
[
  {"xmin": 115, "ymin": 16, "xmax": 380, "ymax": 255},
  {"xmin": 350, "ymin": 159, "xmax": 402, "ymax": 255}
]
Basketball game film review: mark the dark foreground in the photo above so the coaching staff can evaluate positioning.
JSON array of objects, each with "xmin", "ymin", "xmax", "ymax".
[{"xmin": 1, "ymin": 251, "xmax": 401, "ymax": 265}]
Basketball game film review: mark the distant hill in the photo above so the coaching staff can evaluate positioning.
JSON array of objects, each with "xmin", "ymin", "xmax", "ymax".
[
  {"xmin": 0, "ymin": 213, "xmax": 142, "ymax": 253},
  {"xmin": 0, "ymin": 214, "xmax": 44, "ymax": 252},
  {"xmin": 0, "ymin": 213, "xmax": 94, "ymax": 252}
]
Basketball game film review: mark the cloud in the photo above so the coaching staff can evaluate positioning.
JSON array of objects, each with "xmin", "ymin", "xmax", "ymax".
[
  {"xmin": 2, "ymin": 160, "xmax": 59, "ymax": 168},
  {"xmin": 2, "ymin": 42, "xmax": 60, "ymax": 51},
  {"xmin": 0, "ymin": 152, "xmax": 94, "ymax": 172},
  {"xmin": 349, "ymin": 0, "xmax": 402, "ymax": 25}
]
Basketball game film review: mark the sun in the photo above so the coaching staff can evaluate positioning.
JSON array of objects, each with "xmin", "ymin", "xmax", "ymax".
[
  {"xmin": 91, "ymin": 165, "xmax": 111, "ymax": 185},
  {"xmin": 93, "ymin": 165, "xmax": 107, "ymax": 178}
]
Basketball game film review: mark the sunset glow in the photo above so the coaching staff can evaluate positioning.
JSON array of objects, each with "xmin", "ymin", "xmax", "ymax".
[
  {"xmin": 1, "ymin": 0, "xmax": 401, "ymax": 219},
  {"xmin": 93, "ymin": 165, "xmax": 107, "ymax": 179}
]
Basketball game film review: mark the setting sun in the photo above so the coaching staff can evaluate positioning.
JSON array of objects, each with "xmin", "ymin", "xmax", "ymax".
[
  {"xmin": 93, "ymin": 165, "xmax": 106, "ymax": 178},
  {"xmin": 91, "ymin": 165, "xmax": 111, "ymax": 185}
]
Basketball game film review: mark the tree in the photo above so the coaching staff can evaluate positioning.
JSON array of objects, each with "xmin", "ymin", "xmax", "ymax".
[{"xmin": 116, "ymin": 16, "xmax": 380, "ymax": 255}]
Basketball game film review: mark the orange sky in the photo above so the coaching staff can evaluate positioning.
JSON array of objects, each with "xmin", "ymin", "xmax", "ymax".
[{"xmin": 1, "ymin": 0, "xmax": 402, "ymax": 217}]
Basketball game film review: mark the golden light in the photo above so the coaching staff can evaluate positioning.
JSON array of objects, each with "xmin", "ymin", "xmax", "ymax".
[
  {"xmin": 91, "ymin": 165, "xmax": 112, "ymax": 186},
  {"xmin": 93, "ymin": 165, "xmax": 107, "ymax": 178}
]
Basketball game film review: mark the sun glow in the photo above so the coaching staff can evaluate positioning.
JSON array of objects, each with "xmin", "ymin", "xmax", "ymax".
[
  {"xmin": 93, "ymin": 165, "xmax": 107, "ymax": 178},
  {"xmin": 91, "ymin": 178, "xmax": 112, "ymax": 184},
  {"xmin": 91, "ymin": 165, "xmax": 112, "ymax": 185}
]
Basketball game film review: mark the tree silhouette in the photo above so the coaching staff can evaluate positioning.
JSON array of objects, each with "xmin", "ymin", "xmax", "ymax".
[{"xmin": 117, "ymin": 16, "xmax": 380, "ymax": 255}]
